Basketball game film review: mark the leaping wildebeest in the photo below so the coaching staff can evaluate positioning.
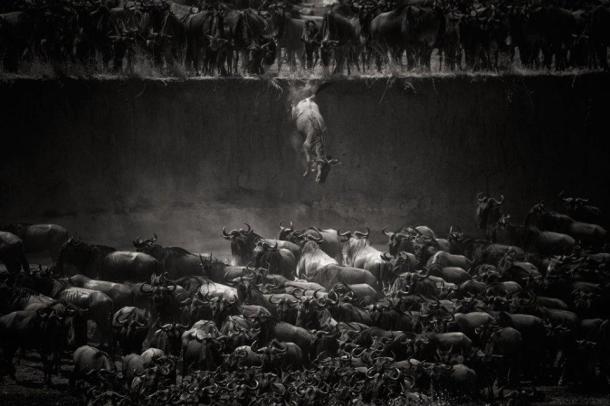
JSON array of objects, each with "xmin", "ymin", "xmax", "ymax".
[{"xmin": 291, "ymin": 88, "xmax": 340, "ymax": 184}]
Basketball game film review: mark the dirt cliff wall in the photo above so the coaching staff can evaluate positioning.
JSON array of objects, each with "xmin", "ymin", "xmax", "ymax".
[{"xmin": 1, "ymin": 74, "xmax": 609, "ymax": 252}]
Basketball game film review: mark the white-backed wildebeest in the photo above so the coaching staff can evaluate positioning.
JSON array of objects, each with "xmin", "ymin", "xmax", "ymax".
[
  {"xmin": 340, "ymin": 229, "xmax": 391, "ymax": 288},
  {"xmin": 291, "ymin": 96, "xmax": 340, "ymax": 183}
]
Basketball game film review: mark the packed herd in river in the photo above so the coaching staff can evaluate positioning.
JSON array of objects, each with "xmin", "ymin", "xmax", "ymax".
[
  {"xmin": 0, "ymin": 192, "xmax": 608, "ymax": 405},
  {"xmin": 1, "ymin": 0, "xmax": 610, "ymax": 75}
]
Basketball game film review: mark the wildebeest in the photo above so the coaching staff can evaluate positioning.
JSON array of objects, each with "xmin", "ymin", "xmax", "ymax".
[
  {"xmin": 526, "ymin": 203, "xmax": 607, "ymax": 245},
  {"xmin": 253, "ymin": 240, "xmax": 297, "ymax": 280},
  {"xmin": 71, "ymin": 345, "xmax": 114, "ymax": 386},
  {"xmin": 0, "ymin": 223, "xmax": 70, "ymax": 261},
  {"xmin": 296, "ymin": 237, "xmax": 338, "ymax": 278},
  {"xmin": 56, "ymin": 286, "xmax": 114, "ymax": 347},
  {"xmin": 133, "ymin": 234, "xmax": 206, "ymax": 278},
  {"xmin": 0, "ymin": 307, "xmax": 71, "ymax": 384},
  {"xmin": 497, "ymin": 214, "xmax": 576, "ymax": 255},
  {"xmin": 269, "ymin": 4, "xmax": 306, "ymax": 71},
  {"xmin": 475, "ymin": 193, "xmax": 505, "ymax": 241},
  {"xmin": 0, "ymin": 231, "xmax": 29, "ymax": 274},
  {"xmin": 291, "ymin": 94, "xmax": 340, "ymax": 184},
  {"xmin": 558, "ymin": 193, "xmax": 602, "ymax": 223},
  {"xmin": 69, "ymin": 274, "xmax": 134, "ymax": 309},
  {"xmin": 181, "ymin": 319, "xmax": 224, "ymax": 373},
  {"xmin": 340, "ymin": 229, "xmax": 390, "ymax": 287},
  {"xmin": 278, "ymin": 222, "xmax": 342, "ymax": 263},
  {"xmin": 320, "ymin": 4, "xmax": 364, "ymax": 74},
  {"xmin": 113, "ymin": 306, "xmax": 149, "ymax": 354},
  {"xmin": 55, "ymin": 238, "xmax": 116, "ymax": 277},
  {"xmin": 222, "ymin": 223, "xmax": 300, "ymax": 265}
]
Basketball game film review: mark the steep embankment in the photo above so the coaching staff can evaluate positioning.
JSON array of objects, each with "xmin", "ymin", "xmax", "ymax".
[{"xmin": 1, "ymin": 74, "xmax": 609, "ymax": 252}]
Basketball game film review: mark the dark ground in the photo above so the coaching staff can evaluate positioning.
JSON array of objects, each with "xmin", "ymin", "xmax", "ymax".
[{"xmin": 1, "ymin": 359, "xmax": 608, "ymax": 406}]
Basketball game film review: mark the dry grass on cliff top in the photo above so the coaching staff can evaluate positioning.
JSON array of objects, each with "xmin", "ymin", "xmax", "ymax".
[{"xmin": 0, "ymin": 57, "xmax": 606, "ymax": 83}]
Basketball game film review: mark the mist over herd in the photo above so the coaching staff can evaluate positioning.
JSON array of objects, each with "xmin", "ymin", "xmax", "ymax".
[{"xmin": 0, "ymin": 191, "xmax": 609, "ymax": 404}]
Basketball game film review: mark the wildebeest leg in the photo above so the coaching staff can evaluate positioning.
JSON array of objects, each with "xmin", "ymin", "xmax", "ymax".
[
  {"xmin": 41, "ymin": 352, "xmax": 53, "ymax": 386},
  {"xmin": 1, "ymin": 345, "xmax": 18, "ymax": 381},
  {"xmin": 232, "ymin": 50, "xmax": 239, "ymax": 76},
  {"xmin": 19, "ymin": 252, "xmax": 29, "ymax": 274},
  {"xmin": 186, "ymin": 38, "xmax": 198, "ymax": 75},
  {"xmin": 276, "ymin": 46, "xmax": 283, "ymax": 73},
  {"xmin": 239, "ymin": 49, "xmax": 249, "ymax": 75},
  {"xmin": 302, "ymin": 140, "xmax": 313, "ymax": 177},
  {"xmin": 594, "ymin": 42, "xmax": 608, "ymax": 70},
  {"xmin": 288, "ymin": 49, "xmax": 296, "ymax": 72},
  {"xmin": 375, "ymin": 50, "xmax": 383, "ymax": 72},
  {"xmin": 422, "ymin": 47, "xmax": 432, "ymax": 71}
]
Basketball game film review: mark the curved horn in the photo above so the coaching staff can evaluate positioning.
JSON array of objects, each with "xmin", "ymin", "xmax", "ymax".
[
  {"xmin": 380, "ymin": 252, "xmax": 393, "ymax": 261},
  {"xmin": 382, "ymin": 228, "xmax": 393, "ymax": 237},
  {"xmin": 243, "ymin": 223, "xmax": 253, "ymax": 234},
  {"xmin": 247, "ymin": 380, "xmax": 259, "ymax": 390},
  {"xmin": 314, "ymin": 290, "xmax": 325, "ymax": 299},
  {"xmin": 366, "ymin": 367, "xmax": 378, "ymax": 378},
  {"xmin": 268, "ymin": 295, "xmax": 282, "ymax": 304},
  {"xmin": 354, "ymin": 228, "xmax": 370, "ymax": 238},
  {"xmin": 222, "ymin": 227, "xmax": 232, "ymax": 239},
  {"xmin": 116, "ymin": 311, "xmax": 131, "ymax": 325},
  {"xmin": 491, "ymin": 195, "xmax": 505, "ymax": 205},
  {"xmin": 387, "ymin": 367, "xmax": 401, "ymax": 381},
  {"xmin": 140, "ymin": 283, "xmax": 153, "ymax": 294},
  {"xmin": 338, "ymin": 230, "xmax": 351, "ymax": 237}
]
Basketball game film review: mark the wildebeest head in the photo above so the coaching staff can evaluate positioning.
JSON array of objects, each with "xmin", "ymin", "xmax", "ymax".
[
  {"xmin": 524, "ymin": 202, "xmax": 546, "ymax": 226},
  {"xmin": 113, "ymin": 307, "xmax": 148, "ymax": 349},
  {"xmin": 293, "ymin": 231, "xmax": 324, "ymax": 249},
  {"xmin": 268, "ymin": 294, "xmax": 299, "ymax": 321},
  {"xmin": 338, "ymin": 228, "xmax": 370, "ymax": 242},
  {"xmin": 247, "ymin": 37, "xmax": 277, "ymax": 74},
  {"xmin": 313, "ymin": 329, "xmax": 340, "ymax": 357},
  {"xmin": 55, "ymin": 237, "xmax": 93, "ymax": 275},
  {"xmin": 558, "ymin": 191, "xmax": 601, "ymax": 219},
  {"xmin": 383, "ymin": 228, "xmax": 417, "ymax": 256},
  {"xmin": 313, "ymin": 155, "xmax": 340, "ymax": 184},
  {"xmin": 381, "ymin": 251, "xmax": 417, "ymax": 275},
  {"xmin": 278, "ymin": 221, "xmax": 295, "ymax": 241},
  {"xmin": 132, "ymin": 234, "xmax": 161, "ymax": 257},
  {"xmin": 140, "ymin": 273, "xmax": 179, "ymax": 320},
  {"xmin": 295, "ymin": 292, "xmax": 324, "ymax": 328},
  {"xmin": 220, "ymin": 315, "xmax": 253, "ymax": 351},
  {"xmin": 447, "ymin": 225, "xmax": 464, "ymax": 243},
  {"xmin": 254, "ymin": 240, "xmax": 280, "ymax": 269},
  {"xmin": 222, "ymin": 224, "xmax": 258, "ymax": 265},
  {"xmin": 475, "ymin": 192, "xmax": 505, "ymax": 231},
  {"xmin": 153, "ymin": 323, "xmax": 189, "ymax": 355}
]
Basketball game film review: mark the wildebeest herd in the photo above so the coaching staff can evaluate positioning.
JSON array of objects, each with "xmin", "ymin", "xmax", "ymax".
[
  {"xmin": 0, "ymin": 192, "xmax": 608, "ymax": 405},
  {"xmin": 1, "ymin": 0, "xmax": 610, "ymax": 75}
]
